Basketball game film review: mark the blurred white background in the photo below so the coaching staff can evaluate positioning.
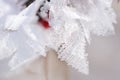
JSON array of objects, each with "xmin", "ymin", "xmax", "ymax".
[{"xmin": 0, "ymin": 0, "xmax": 120, "ymax": 80}]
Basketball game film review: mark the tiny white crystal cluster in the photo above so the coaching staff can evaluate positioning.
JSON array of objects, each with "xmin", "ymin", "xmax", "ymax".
[{"xmin": 0, "ymin": 0, "xmax": 116, "ymax": 74}]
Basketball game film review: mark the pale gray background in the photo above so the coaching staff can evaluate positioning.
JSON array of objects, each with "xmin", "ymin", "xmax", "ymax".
[{"xmin": 0, "ymin": 1, "xmax": 120, "ymax": 80}]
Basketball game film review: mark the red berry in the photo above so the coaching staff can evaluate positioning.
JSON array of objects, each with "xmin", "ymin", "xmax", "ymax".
[
  {"xmin": 38, "ymin": 10, "xmax": 50, "ymax": 29},
  {"xmin": 39, "ymin": 19, "xmax": 50, "ymax": 29}
]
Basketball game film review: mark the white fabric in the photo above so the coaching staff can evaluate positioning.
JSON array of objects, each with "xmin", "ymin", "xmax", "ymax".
[{"xmin": 0, "ymin": 0, "xmax": 116, "ymax": 75}]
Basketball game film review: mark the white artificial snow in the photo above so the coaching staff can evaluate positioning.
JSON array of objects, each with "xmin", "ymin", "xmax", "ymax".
[{"xmin": 0, "ymin": 0, "xmax": 116, "ymax": 75}]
